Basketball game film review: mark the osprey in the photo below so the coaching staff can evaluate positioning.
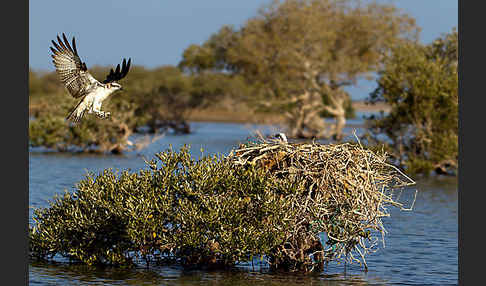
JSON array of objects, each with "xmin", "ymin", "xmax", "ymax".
[
  {"xmin": 50, "ymin": 33, "xmax": 131, "ymax": 124},
  {"xmin": 274, "ymin": 133, "xmax": 288, "ymax": 143}
]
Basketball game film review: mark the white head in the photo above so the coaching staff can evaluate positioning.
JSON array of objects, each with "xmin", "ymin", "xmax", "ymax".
[
  {"xmin": 274, "ymin": 133, "xmax": 288, "ymax": 143},
  {"xmin": 106, "ymin": 82, "xmax": 123, "ymax": 92}
]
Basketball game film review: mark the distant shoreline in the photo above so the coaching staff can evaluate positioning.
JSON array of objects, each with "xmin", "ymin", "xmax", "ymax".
[
  {"xmin": 29, "ymin": 100, "xmax": 390, "ymax": 126},
  {"xmin": 187, "ymin": 101, "xmax": 391, "ymax": 125},
  {"xmin": 351, "ymin": 101, "xmax": 390, "ymax": 113}
]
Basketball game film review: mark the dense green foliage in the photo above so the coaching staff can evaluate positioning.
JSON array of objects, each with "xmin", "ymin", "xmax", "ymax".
[
  {"xmin": 29, "ymin": 79, "xmax": 137, "ymax": 153},
  {"xmin": 180, "ymin": 0, "xmax": 417, "ymax": 139},
  {"xmin": 29, "ymin": 146, "xmax": 295, "ymax": 268},
  {"xmin": 30, "ymin": 142, "xmax": 413, "ymax": 271},
  {"xmin": 365, "ymin": 29, "xmax": 458, "ymax": 175}
]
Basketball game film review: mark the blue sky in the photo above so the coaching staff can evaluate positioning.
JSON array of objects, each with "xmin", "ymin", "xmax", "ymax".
[{"xmin": 29, "ymin": 0, "xmax": 457, "ymax": 99}]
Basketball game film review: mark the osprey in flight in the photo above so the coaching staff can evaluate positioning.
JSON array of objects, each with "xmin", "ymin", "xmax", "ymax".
[{"xmin": 50, "ymin": 33, "xmax": 131, "ymax": 124}]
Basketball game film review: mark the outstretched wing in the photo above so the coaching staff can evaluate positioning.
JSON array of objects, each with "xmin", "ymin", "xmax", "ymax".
[
  {"xmin": 102, "ymin": 58, "xmax": 131, "ymax": 84},
  {"xmin": 50, "ymin": 33, "xmax": 99, "ymax": 98}
]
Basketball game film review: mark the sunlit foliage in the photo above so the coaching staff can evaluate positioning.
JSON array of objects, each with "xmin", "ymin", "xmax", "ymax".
[
  {"xmin": 180, "ymin": 0, "xmax": 418, "ymax": 139},
  {"xmin": 30, "ymin": 142, "xmax": 414, "ymax": 271},
  {"xmin": 365, "ymin": 29, "xmax": 458, "ymax": 175},
  {"xmin": 29, "ymin": 146, "xmax": 293, "ymax": 267}
]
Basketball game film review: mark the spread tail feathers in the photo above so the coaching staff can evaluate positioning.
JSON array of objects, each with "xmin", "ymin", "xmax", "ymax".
[{"xmin": 66, "ymin": 99, "xmax": 86, "ymax": 124}]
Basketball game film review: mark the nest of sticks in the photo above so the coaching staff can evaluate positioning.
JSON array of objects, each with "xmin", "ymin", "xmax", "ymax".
[{"xmin": 227, "ymin": 135, "xmax": 417, "ymax": 271}]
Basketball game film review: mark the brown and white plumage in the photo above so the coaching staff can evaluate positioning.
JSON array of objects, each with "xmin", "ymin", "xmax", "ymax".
[{"xmin": 50, "ymin": 33, "xmax": 131, "ymax": 124}]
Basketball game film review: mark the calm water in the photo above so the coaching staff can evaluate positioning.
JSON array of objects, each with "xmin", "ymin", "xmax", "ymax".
[{"xmin": 29, "ymin": 122, "xmax": 458, "ymax": 285}]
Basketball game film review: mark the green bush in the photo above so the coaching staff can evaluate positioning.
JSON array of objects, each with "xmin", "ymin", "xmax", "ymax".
[
  {"xmin": 30, "ymin": 142, "xmax": 415, "ymax": 272},
  {"xmin": 29, "ymin": 93, "xmax": 138, "ymax": 154},
  {"xmin": 365, "ymin": 28, "xmax": 458, "ymax": 175},
  {"xmin": 29, "ymin": 146, "xmax": 294, "ymax": 267}
]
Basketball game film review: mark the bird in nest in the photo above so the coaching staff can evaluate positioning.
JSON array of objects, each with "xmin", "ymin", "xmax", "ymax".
[{"xmin": 273, "ymin": 133, "xmax": 288, "ymax": 143}]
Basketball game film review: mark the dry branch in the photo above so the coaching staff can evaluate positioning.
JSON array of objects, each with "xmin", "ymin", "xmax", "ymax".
[{"xmin": 227, "ymin": 135, "xmax": 416, "ymax": 271}]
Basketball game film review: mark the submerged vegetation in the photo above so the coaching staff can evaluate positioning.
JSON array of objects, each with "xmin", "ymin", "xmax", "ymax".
[{"xmin": 30, "ymin": 140, "xmax": 416, "ymax": 272}]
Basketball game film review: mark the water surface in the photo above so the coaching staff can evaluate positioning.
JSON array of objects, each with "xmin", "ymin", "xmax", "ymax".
[{"xmin": 29, "ymin": 121, "xmax": 458, "ymax": 285}]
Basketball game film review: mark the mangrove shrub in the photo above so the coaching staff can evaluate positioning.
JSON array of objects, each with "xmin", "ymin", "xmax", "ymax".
[
  {"xmin": 29, "ymin": 146, "xmax": 294, "ymax": 267},
  {"xmin": 30, "ymin": 141, "xmax": 415, "ymax": 272},
  {"xmin": 365, "ymin": 28, "xmax": 458, "ymax": 175}
]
